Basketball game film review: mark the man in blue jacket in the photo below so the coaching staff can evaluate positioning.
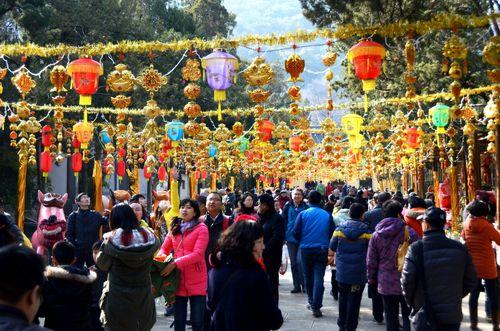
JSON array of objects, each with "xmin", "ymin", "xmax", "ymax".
[
  {"xmin": 329, "ymin": 203, "xmax": 372, "ymax": 331},
  {"xmin": 293, "ymin": 190, "xmax": 335, "ymax": 317},
  {"xmin": 282, "ymin": 188, "xmax": 308, "ymax": 293}
]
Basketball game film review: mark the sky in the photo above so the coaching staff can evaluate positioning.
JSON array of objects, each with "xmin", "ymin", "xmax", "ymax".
[{"xmin": 223, "ymin": 0, "xmax": 346, "ymax": 125}]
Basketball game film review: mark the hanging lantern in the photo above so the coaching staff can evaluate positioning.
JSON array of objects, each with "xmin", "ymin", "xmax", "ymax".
[
  {"xmin": 429, "ymin": 103, "xmax": 450, "ymax": 133},
  {"xmin": 143, "ymin": 167, "xmax": 152, "ymax": 181},
  {"xmin": 347, "ymin": 40, "xmax": 385, "ymax": 112},
  {"xmin": 157, "ymin": 165, "xmax": 167, "ymax": 183},
  {"xmin": 73, "ymin": 110, "xmax": 94, "ymax": 150},
  {"xmin": 201, "ymin": 49, "xmax": 239, "ymax": 121},
  {"xmin": 348, "ymin": 133, "xmax": 365, "ymax": 150},
  {"xmin": 406, "ymin": 127, "xmax": 422, "ymax": 150},
  {"xmin": 201, "ymin": 169, "xmax": 208, "ymax": 180},
  {"xmin": 341, "ymin": 114, "xmax": 363, "ymax": 136},
  {"xmin": 289, "ymin": 136, "xmax": 303, "ymax": 152},
  {"xmin": 66, "ymin": 57, "xmax": 103, "ymax": 105},
  {"xmin": 166, "ymin": 121, "xmax": 185, "ymax": 146},
  {"xmin": 40, "ymin": 150, "xmax": 52, "ymax": 178},
  {"xmin": 258, "ymin": 120, "xmax": 275, "ymax": 142},
  {"xmin": 116, "ymin": 160, "xmax": 126, "ymax": 181},
  {"xmin": 72, "ymin": 151, "xmax": 83, "ymax": 177},
  {"xmin": 41, "ymin": 125, "xmax": 53, "ymax": 147},
  {"xmin": 208, "ymin": 144, "xmax": 218, "ymax": 158}
]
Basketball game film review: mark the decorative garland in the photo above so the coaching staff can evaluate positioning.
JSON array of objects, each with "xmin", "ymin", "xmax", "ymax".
[{"xmin": 0, "ymin": 13, "xmax": 496, "ymax": 57}]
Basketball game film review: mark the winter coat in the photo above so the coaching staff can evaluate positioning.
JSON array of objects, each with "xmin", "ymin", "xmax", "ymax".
[
  {"xmin": 160, "ymin": 221, "xmax": 209, "ymax": 296},
  {"xmin": 258, "ymin": 211, "xmax": 285, "ymax": 272},
  {"xmin": 278, "ymin": 196, "xmax": 291, "ymax": 210},
  {"xmin": 367, "ymin": 217, "xmax": 418, "ymax": 295},
  {"xmin": 402, "ymin": 229, "xmax": 477, "ymax": 325},
  {"xmin": 39, "ymin": 265, "xmax": 96, "ymax": 331},
  {"xmin": 282, "ymin": 201, "xmax": 308, "ymax": 243},
  {"xmin": 404, "ymin": 207, "xmax": 426, "ymax": 238},
  {"xmin": 89, "ymin": 265, "xmax": 107, "ymax": 309},
  {"xmin": 66, "ymin": 209, "xmax": 109, "ymax": 250},
  {"xmin": 207, "ymin": 260, "xmax": 283, "ymax": 331},
  {"xmin": 0, "ymin": 304, "xmax": 49, "ymax": 331},
  {"xmin": 363, "ymin": 205, "xmax": 384, "ymax": 232},
  {"xmin": 203, "ymin": 213, "xmax": 232, "ymax": 269},
  {"xmin": 293, "ymin": 205, "xmax": 335, "ymax": 252},
  {"xmin": 97, "ymin": 226, "xmax": 159, "ymax": 331},
  {"xmin": 462, "ymin": 216, "xmax": 500, "ymax": 279},
  {"xmin": 333, "ymin": 209, "xmax": 349, "ymax": 227},
  {"xmin": 330, "ymin": 220, "xmax": 372, "ymax": 285}
]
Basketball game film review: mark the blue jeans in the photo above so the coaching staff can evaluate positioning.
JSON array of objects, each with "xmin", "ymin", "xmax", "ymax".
[
  {"xmin": 287, "ymin": 242, "xmax": 303, "ymax": 290},
  {"xmin": 301, "ymin": 249, "xmax": 328, "ymax": 310},
  {"xmin": 337, "ymin": 282, "xmax": 365, "ymax": 331},
  {"xmin": 174, "ymin": 295, "xmax": 205, "ymax": 331}
]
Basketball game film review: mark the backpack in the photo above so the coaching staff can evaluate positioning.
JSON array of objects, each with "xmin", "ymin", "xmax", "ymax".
[{"xmin": 396, "ymin": 226, "xmax": 410, "ymax": 272}]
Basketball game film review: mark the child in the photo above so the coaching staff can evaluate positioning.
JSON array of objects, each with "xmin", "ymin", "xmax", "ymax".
[
  {"xmin": 89, "ymin": 241, "xmax": 108, "ymax": 331},
  {"xmin": 39, "ymin": 240, "xmax": 96, "ymax": 331}
]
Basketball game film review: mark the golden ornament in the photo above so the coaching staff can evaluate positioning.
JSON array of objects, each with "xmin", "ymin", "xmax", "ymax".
[
  {"xmin": 288, "ymin": 85, "xmax": 301, "ymax": 101},
  {"xmin": 184, "ymin": 101, "xmax": 202, "ymax": 118},
  {"xmin": 15, "ymin": 101, "xmax": 31, "ymax": 119},
  {"xmin": 137, "ymin": 64, "xmax": 167, "ymax": 94},
  {"xmin": 243, "ymin": 56, "xmax": 274, "ymax": 86},
  {"xmin": 0, "ymin": 68, "xmax": 6, "ymax": 80},
  {"xmin": 111, "ymin": 95, "xmax": 131, "ymax": 109},
  {"xmin": 487, "ymin": 69, "xmax": 500, "ymax": 83},
  {"xmin": 214, "ymin": 124, "xmax": 232, "ymax": 141},
  {"xmin": 106, "ymin": 63, "xmax": 135, "ymax": 93},
  {"xmin": 273, "ymin": 122, "xmax": 292, "ymax": 140},
  {"xmin": 289, "ymin": 103, "xmax": 300, "ymax": 116},
  {"xmin": 11, "ymin": 68, "xmax": 36, "ymax": 99},
  {"xmin": 232, "ymin": 122, "xmax": 243, "ymax": 136},
  {"xmin": 448, "ymin": 61, "xmax": 462, "ymax": 80},
  {"xmin": 181, "ymin": 58, "xmax": 202, "ymax": 82},
  {"xmin": 322, "ymin": 51, "xmax": 337, "ymax": 67},
  {"xmin": 49, "ymin": 65, "xmax": 69, "ymax": 93},
  {"xmin": 321, "ymin": 117, "xmax": 336, "ymax": 133},
  {"xmin": 443, "ymin": 34, "xmax": 467, "ymax": 59},
  {"xmin": 248, "ymin": 88, "xmax": 270, "ymax": 103},
  {"xmin": 285, "ymin": 54, "xmax": 305, "ymax": 83},
  {"xmin": 483, "ymin": 36, "xmax": 500, "ymax": 67},
  {"xmin": 405, "ymin": 39, "xmax": 416, "ymax": 71},
  {"xmin": 325, "ymin": 69, "xmax": 333, "ymax": 81},
  {"xmin": 183, "ymin": 83, "xmax": 200, "ymax": 100},
  {"xmin": 143, "ymin": 99, "xmax": 161, "ymax": 119}
]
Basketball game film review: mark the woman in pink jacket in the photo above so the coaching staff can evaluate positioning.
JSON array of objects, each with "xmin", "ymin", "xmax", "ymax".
[{"xmin": 159, "ymin": 199, "xmax": 209, "ymax": 331}]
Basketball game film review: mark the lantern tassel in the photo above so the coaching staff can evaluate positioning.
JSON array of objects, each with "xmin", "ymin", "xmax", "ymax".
[
  {"xmin": 436, "ymin": 131, "xmax": 440, "ymax": 148},
  {"xmin": 217, "ymin": 102, "xmax": 222, "ymax": 121},
  {"xmin": 364, "ymin": 93, "xmax": 368, "ymax": 113}
]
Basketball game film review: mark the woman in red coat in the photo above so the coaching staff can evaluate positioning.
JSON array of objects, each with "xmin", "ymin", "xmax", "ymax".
[{"xmin": 462, "ymin": 199, "xmax": 500, "ymax": 330}]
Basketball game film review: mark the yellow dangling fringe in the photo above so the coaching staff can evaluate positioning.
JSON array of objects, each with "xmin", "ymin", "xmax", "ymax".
[
  {"xmin": 364, "ymin": 93, "xmax": 368, "ymax": 113},
  {"xmin": 217, "ymin": 102, "xmax": 222, "ymax": 121}
]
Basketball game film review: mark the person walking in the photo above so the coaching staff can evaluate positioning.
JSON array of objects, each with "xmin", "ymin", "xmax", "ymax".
[
  {"xmin": 207, "ymin": 220, "xmax": 283, "ymax": 331},
  {"xmin": 363, "ymin": 191, "xmax": 391, "ymax": 324},
  {"xmin": 257, "ymin": 194, "xmax": 285, "ymax": 304},
  {"xmin": 67, "ymin": 193, "xmax": 109, "ymax": 267},
  {"xmin": 329, "ymin": 203, "xmax": 372, "ymax": 331},
  {"xmin": 96, "ymin": 203, "xmax": 159, "ymax": 331},
  {"xmin": 159, "ymin": 199, "xmax": 209, "ymax": 331},
  {"xmin": 402, "ymin": 206, "xmax": 477, "ymax": 331},
  {"xmin": 282, "ymin": 188, "xmax": 308, "ymax": 293},
  {"xmin": 367, "ymin": 200, "xmax": 418, "ymax": 331},
  {"xmin": 462, "ymin": 199, "xmax": 500, "ymax": 330},
  {"xmin": 293, "ymin": 190, "xmax": 335, "ymax": 317}
]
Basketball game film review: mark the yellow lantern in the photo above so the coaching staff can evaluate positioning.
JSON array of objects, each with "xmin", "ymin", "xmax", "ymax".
[
  {"xmin": 73, "ymin": 110, "xmax": 94, "ymax": 149},
  {"xmin": 342, "ymin": 114, "xmax": 363, "ymax": 136}
]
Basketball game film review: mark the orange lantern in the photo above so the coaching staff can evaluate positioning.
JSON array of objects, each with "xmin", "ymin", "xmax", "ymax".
[
  {"xmin": 289, "ymin": 136, "xmax": 303, "ymax": 152},
  {"xmin": 66, "ymin": 57, "xmax": 103, "ymax": 105},
  {"xmin": 258, "ymin": 120, "xmax": 275, "ymax": 142},
  {"xmin": 347, "ymin": 40, "xmax": 385, "ymax": 112},
  {"xmin": 73, "ymin": 110, "xmax": 94, "ymax": 150},
  {"xmin": 406, "ymin": 127, "xmax": 422, "ymax": 150}
]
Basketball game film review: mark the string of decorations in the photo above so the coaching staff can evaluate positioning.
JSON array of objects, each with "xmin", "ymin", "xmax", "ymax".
[{"xmin": 0, "ymin": 13, "xmax": 497, "ymax": 57}]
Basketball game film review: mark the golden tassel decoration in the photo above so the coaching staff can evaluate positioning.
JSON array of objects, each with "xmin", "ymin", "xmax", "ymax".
[
  {"xmin": 189, "ymin": 172, "xmax": 198, "ymax": 199},
  {"xmin": 164, "ymin": 178, "xmax": 180, "ymax": 231},
  {"xmin": 256, "ymin": 178, "xmax": 261, "ymax": 193},
  {"xmin": 129, "ymin": 167, "xmax": 140, "ymax": 196},
  {"xmin": 402, "ymin": 171, "xmax": 408, "ymax": 194},
  {"xmin": 229, "ymin": 176, "xmax": 235, "ymax": 191},
  {"xmin": 93, "ymin": 161, "xmax": 103, "ymax": 213},
  {"xmin": 16, "ymin": 159, "xmax": 27, "ymax": 231},
  {"xmin": 449, "ymin": 165, "xmax": 460, "ymax": 231},
  {"xmin": 210, "ymin": 173, "xmax": 217, "ymax": 191},
  {"xmin": 433, "ymin": 170, "xmax": 440, "ymax": 204}
]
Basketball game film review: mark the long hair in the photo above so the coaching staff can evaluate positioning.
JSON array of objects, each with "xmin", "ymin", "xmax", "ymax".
[
  {"xmin": 213, "ymin": 220, "xmax": 264, "ymax": 268},
  {"xmin": 170, "ymin": 199, "xmax": 201, "ymax": 236},
  {"xmin": 258, "ymin": 194, "xmax": 276, "ymax": 215},
  {"xmin": 109, "ymin": 203, "xmax": 140, "ymax": 232}
]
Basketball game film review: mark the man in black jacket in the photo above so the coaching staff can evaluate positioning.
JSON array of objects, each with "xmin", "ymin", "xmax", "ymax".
[
  {"xmin": 363, "ymin": 191, "xmax": 391, "ymax": 324},
  {"xmin": 66, "ymin": 193, "xmax": 109, "ymax": 267},
  {"xmin": 203, "ymin": 192, "xmax": 231, "ymax": 270},
  {"xmin": 0, "ymin": 245, "xmax": 48, "ymax": 331},
  {"xmin": 401, "ymin": 207, "xmax": 477, "ymax": 331}
]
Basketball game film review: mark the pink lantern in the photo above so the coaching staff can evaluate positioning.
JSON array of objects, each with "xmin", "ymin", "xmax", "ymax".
[{"xmin": 202, "ymin": 49, "xmax": 239, "ymax": 121}]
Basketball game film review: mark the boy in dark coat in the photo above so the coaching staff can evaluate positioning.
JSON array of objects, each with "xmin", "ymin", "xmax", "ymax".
[{"xmin": 39, "ymin": 240, "xmax": 96, "ymax": 331}]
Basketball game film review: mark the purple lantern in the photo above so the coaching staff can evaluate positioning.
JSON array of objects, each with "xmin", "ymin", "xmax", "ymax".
[{"xmin": 201, "ymin": 49, "xmax": 239, "ymax": 120}]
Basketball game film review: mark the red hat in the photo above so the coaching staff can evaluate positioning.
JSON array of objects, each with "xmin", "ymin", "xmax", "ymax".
[{"xmin": 234, "ymin": 214, "xmax": 258, "ymax": 223}]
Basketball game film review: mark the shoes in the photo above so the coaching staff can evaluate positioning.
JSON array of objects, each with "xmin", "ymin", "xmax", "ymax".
[
  {"xmin": 312, "ymin": 309, "xmax": 323, "ymax": 318},
  {"xmin": 163, "ymin": 305, "xmax": 175, "ymax": 317},
  {"xmin": 306, "ymin": 304, "xmax": 311, "ymax": 311},
  {"xmin": 291, "ymin": 288, "xmax": 301, "ymax": 293},
  {"xmin": 372, "ymin": 318, "xmax": 384, "ymax": 325}
]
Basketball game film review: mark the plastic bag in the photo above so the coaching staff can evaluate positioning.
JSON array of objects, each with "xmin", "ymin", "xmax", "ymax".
[{"xmin": 279, "ymin": 245, "xmax": 289, "ymax": 275}]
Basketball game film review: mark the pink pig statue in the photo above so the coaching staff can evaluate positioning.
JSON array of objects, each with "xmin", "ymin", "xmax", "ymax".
[{"xmin": 31, "ymin": 190, "xmax": 68, "ymax": 256}]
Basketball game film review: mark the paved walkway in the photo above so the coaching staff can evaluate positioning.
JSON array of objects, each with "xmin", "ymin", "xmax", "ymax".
[{"xmin": 153, "ymin": 269, "xmax": 489, "ymax": 330}]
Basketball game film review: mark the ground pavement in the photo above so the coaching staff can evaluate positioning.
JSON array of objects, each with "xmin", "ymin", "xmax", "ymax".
[{"xmin": 153, "ymin": 268, "xmax": 489, "ymax": 330}]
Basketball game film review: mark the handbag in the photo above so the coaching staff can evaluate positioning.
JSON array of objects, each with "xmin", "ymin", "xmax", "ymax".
[
  {"xmin": 411, "ymin": 241, "xmax": 436, "ymax": 331},
  {"xmin": 396, "ymin": 226, "xmax": 410, "ymax": 273}
]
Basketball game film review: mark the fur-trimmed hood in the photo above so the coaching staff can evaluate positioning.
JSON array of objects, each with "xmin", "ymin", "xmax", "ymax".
[
  {"xmin": 104, "ymin": 226, "xmax": 156, "ymax": 250},
  {"xmin": 45, "ymin": 265, "xmax": 97, "ymax": 284}
]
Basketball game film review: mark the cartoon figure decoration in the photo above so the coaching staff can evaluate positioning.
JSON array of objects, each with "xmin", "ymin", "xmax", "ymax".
[{"xmin": 31, "ymin": 191, "xmax": 68, "ymax": 257}]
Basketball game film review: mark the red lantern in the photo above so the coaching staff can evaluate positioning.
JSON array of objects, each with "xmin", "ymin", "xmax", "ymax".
[
  {"xmin": 40, "ymin": 151, "xmax": 52, "ymax": 177},
  {"xmin": 406, "ymin": 127, "xmax": 422, "ymax": 150},
  {"xmin": 72, "ymin": 152, "xmax": 83, "ymax": 176},
  {"xmin": 116, "ymin": 160, "xmax": 126, "ymax": 180},
  {"xmin": 157, "ymin": 165, "xmax": 167, "ymax": 183},
  {"xmin": 201, "ymin": 170, "xmax": 208, "ymax": 180},
  {"xmin": 72, "ymin": 136, "xmax": 81, "ymax": 149},
  {"xmin": 195, "ymin": 170, "xmax": 201, "ymax": 180},
  {"xmin": 117, "ymin": 148, "xmax": 126, "ymax": 158},
  {"xmin": 103, "ymin": 159, "xmax": 112, "ymax": 175},
  {"xmin": 66, "ymin": 58, "xmax": 103, "ymax": 105},
  {"xmin": 258, "ymin": 120, "xmax": 275, "ymax": 142},
  {"xmin": 143, "ymin": 167, "xmax": 152, "ymax": 180},
  {"xmin": 41, "ymin": 125, "xmax": 52, "ymax": 147},
  {"xmin": 289, "ymin": 136, "xmax": 303, "ymax": 152}
]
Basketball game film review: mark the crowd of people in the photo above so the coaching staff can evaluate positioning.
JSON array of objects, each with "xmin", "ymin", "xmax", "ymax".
[{"xmin": 0, "ymin": 181, "xmax": 498, "ymax": 331}]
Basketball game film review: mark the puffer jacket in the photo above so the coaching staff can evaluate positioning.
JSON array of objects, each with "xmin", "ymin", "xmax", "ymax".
[
  {"xmin": 97, "ymin": 226, "xmax": 160, "ymax": 331},
  {"xmin": 363, "ymin": 205, "xmax": 384, "ymax": 232},
  {"xmin": 330, "ymin": 220, "xmax": 372, "ymax": 285},
  {"xmin": 462, "ymin": 216, "xmax": 500, "ymax": 279},
  {"xmin": 404, "ymin": 207, "xmax": 426, "ymax": 238},
  {"xmin": 367, "ymin": 217, "xmax": 418, "ymax": 295},
  {"xmin": 402, "ymin": 229, "xmax": 477, "ymax": 325},
  {"xmin": 160, "ymin": 221, "xmax": 209, "ymax": 296},
  {"xmin": 282, "ymin": 201, "xmax": 308, "ymax": 243}
]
